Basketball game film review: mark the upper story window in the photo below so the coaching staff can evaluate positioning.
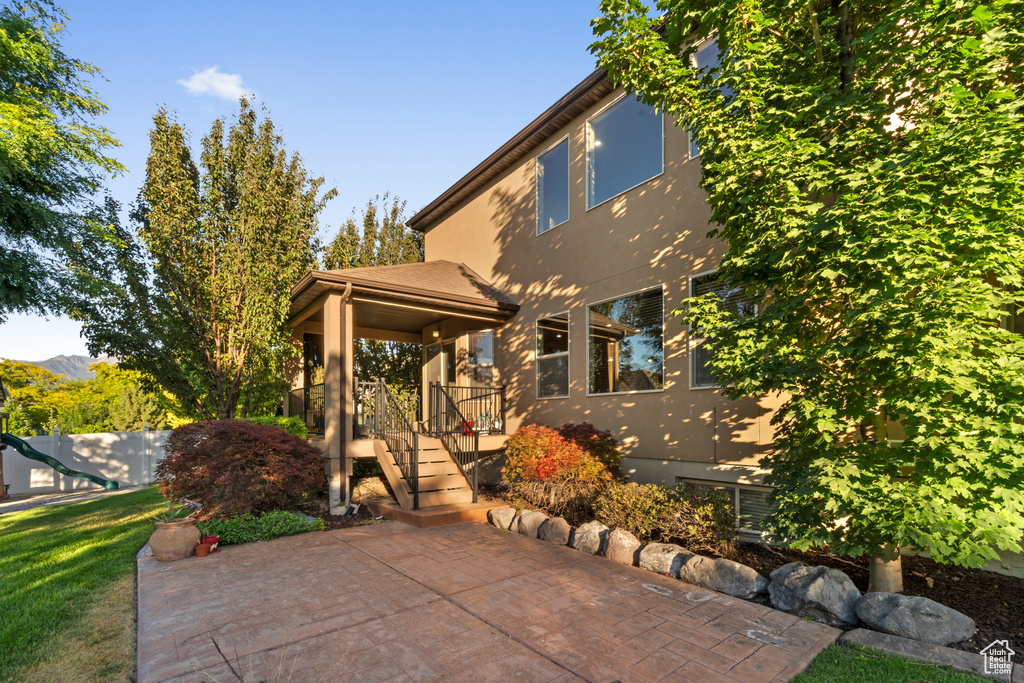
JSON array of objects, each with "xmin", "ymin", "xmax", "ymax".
[
  {"xmin": 586, "ymin": 96, "xmax": 663, "ymax": 209},
  {"xmin": 688, "ymin": 38, "xmax": 730, "ymax": 160},
  {"xmin": 689, "ymin": 271, "xmax": 755, "ymax": 388},
  {"xmin": 536, "ymin": 313, "xmax": 569, "ymax": 399},
  {"xmin": 587, "ymin": 287, "xmax": 664, "ymax": 395},
  {"xmin": 536, "ymin": 138, "xmax": 569, "ymax": 235},
  {"xmin": 467, "ymin": 330, "xmax": 494, "ymax": 386}
]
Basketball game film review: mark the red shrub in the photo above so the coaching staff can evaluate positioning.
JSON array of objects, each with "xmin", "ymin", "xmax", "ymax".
[
  {"xmin": 501, "ymin": 424, "xmax": 609, "ymax": 484},
  {"xmin": 557, "ymin": 421, "xmax": 623, "ymax": 480},
  {"xmin": 157, "ymin": 419, "xmax": 325, "ymax": 519}
]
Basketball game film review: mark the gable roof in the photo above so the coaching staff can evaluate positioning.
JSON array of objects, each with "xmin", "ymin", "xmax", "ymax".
[
  {"xmin": 288, "ymin": 260, "xmax": 519, "ymax": 322},
  {"xmin": 406, "ymin": 68, "xmax": 615, "ymax": 233}
]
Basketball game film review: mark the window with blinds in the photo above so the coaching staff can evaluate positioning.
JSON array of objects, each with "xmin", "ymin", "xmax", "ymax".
[
  {"xmin": 536, "ymin": 313, "xmax": 569, "ymax": 398},
  {"xmin": 587, "ymin": 287, "xmax": 664, "ymax": 395},
  {"xmin": 690, "ymin": 271, "xmax": 755, "ymax": 388},
  {"xmin": 677, "ymin": 479, "xmax": 773, "ymax": 535}
]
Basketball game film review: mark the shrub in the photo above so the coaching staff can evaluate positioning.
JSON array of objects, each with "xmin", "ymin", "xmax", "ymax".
[
  {"xmin": 502, "ymin": 424, "xmax": 612, "ymax": 524},
  {"xmin": 244, "ymin": 415, "xmax": 308, "ymax": 439},
  {"xmin": 594, "ymin": 482, "xmax": 672, "ymax": 542},
  {"xmin": 557, "ymin": 422, "xmax": 623, "ymax": 480},
  {"xmin": 197, "ymin": 510, "xmax": 324, "ymax": 545},
  {"xmin": 157, "ymin": 419, "xmax": 325, "ymax": 519},
  {"xmin": 594, "ymin": 482, "xmax": 737, "ymax": 551},
  {"xmin": 663, "ymin": 484, "xmax": 737, "ymax": 555}
]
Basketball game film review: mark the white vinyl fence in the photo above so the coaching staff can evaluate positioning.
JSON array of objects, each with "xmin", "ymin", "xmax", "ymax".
[{"xmin": 2, "ymin": 427, "xmax": 171, "ymax": 495}]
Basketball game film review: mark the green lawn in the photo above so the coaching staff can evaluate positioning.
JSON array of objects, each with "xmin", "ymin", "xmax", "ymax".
[
  {"xmin": 0, "ymin": 486, "xmax": 165, "ymax": 683},
  {"xmin": 794, "ymin": 643, "xmax": 993, "ymax": 683}
]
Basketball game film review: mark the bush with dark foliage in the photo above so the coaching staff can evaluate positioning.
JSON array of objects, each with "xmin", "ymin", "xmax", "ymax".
[
  {"xmin": 557, "ymin": 422, "xmax": 623, "ymax": 480},
  {"xmin": 157, "ymin": 420, "xmax": 325, "ymax": 519}
]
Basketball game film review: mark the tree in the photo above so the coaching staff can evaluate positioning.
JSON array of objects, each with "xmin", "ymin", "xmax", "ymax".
[
  {"xmin": 3, "ymin": 397, "xmax": 34, "ymax": 436},
  {"xmin": 323, "ymin": 194, "xmax": 424, "ymax": 393},
  {"xmin": 0, "ymin": 1, "xmax": 123, "ymax": 321},
  {"xmin": 592, "ymin": 0, "xmax": 1024, "ymax": 591},
  {"xmin": 108, "ymin": 385, "xmax": 167, "ymax": 431},
  {"xmin": 83, "ymin": 100, "xmax": 335, "ymax": 420}
]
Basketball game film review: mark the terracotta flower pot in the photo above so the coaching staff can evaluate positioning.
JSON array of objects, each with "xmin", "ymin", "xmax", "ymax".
[
  {"xmin": 195, "ymin": 543, "xmax": 212, "ymax": 558},
  {"xmin": 200, "ymin": 535, "xmax": 220, "ymax": 552},
  {"xmin": 150, "ymin": 518, "xmax": 201, "ymax": 561}
]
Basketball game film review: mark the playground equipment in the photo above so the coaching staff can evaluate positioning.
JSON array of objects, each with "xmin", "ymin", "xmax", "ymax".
[{"xmin": 1, "ymin": 432, "xmax": 119, "ymax": 491}]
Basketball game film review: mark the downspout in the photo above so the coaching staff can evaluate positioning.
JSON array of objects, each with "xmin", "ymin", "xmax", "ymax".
[{"xmin": 329, "ymin": 282, "xmax": 354, "ymax": 515}]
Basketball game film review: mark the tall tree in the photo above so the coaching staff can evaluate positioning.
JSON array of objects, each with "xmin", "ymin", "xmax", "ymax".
[
  {"xmin": 0, "ymin": 1, "xmax": 123, "ymax": 321},
  {"xmin": 84, "ymin": 100, "xmax": 335, "ymax": 419},
  {"xmin": 592, "ymin": 0, "xmax": 1024, "ymax": 591},
  {"xmin": 323, "ymin": 195, "xmax": 424, "ymax": 393}
]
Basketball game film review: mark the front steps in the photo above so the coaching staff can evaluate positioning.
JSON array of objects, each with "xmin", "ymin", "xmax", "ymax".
[{"xmin": 372, "ymin": 437, "xmax": 475, "ymax": 510}]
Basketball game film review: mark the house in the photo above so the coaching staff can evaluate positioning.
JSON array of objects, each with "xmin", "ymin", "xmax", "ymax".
[{"xmin": 285, "ymin": 61, "xmax": 781, "ymax": 530}]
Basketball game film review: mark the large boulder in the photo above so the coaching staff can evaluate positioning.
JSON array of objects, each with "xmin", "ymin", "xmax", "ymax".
[
  {"xmin": 856, "ymin": 592, "xmax": 976, "ymax": 646},
  {"xmin": 605, "ymin": 529, "xmax": 642, "ymax": 566},
  {"xmin": 487, "ymin": 507, "xmax": 517, "ymax": 530},
  {"xmin": 538, "ymin": 517, "xmax": 572, "ymax": 545},
  {"xmin": 572, "ymin": 521, "xmax": 609, "ymax": 555},
  {"xmin": 640, "ymin": 543, "xmax": 692, "ymax": 577},
  {"xmin": 517, "ymin": 510, "xmax": 549, "ymax": 538},
  {"xmin": 769, "ymin": 562, "xmax": 861, "ymax": 626},
  {"xmin": 677, "ymin": 554, "xmax": 769, "ymax": 600}
]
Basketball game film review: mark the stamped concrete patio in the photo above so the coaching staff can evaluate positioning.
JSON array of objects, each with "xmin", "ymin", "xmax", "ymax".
[{"xmin": 137, "ymin": 522, "xmax": 839, "ymax": 683}]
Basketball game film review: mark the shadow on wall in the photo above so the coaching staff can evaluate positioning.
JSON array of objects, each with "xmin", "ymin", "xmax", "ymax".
[{"xmin": 480, "ymin": 125, "xmax": 772, "ymax": 469}]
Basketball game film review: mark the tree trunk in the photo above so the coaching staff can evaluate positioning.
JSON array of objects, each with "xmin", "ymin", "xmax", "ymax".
[{"xmin": 868, "ymin": 543, "xmax": 903, "ymax": 593}]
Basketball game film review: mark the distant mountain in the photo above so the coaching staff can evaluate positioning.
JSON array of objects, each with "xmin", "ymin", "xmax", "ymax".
[{"xmin": 17, "ymin": 355, "xmax": 118, "ymax": 381}]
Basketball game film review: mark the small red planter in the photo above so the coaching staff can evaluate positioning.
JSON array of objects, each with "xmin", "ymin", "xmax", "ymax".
[
  {"xmin": 195, "ymin": 543, "xmax": 212, "ymax": 558},
  {"xmin": 201, "ymin": 535, "xmax": 220, "ymax": 552}
]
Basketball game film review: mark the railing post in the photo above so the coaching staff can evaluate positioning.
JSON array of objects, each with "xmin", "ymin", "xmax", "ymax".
[
  {"xmin": 472, "ymin": 430, "xmax": 479, "ymax": 504},
  {"xmin": 412, "ymin": 431, "xmax": 420, "ymax": 510}
]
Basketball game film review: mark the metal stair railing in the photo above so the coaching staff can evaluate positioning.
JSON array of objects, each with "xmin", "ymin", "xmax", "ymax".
[
  {"xmin": 427, "ymin": 382, "xmax": 479, "ymax": 504},
  {"xmin": 365, "ymin": 380, "xmax": 420, "ymax": 510}
]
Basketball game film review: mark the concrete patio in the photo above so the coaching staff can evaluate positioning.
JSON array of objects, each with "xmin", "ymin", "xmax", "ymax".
[{"xmin": 137, "ymin": 522, "xmax": 839, "ymax": 683}]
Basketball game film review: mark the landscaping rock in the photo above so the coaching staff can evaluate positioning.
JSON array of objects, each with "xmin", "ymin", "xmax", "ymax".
[
  {"xmin": 571, "ymin": 520, "xmax": 609, "ymax": 555},
  {"xmin": 677, "ymin": 554, "xmax": 769, "ymax": 600},
  {"xmin": 769, "ymin": 562, "xmax": 861, "ymax": 626},
  {"xmin": 488, "ymin": 507, "xmax": 517, "ymax": 531},
  {"xmin": 856, "ymin": 592, "xmax": 976, "ymax": 646},
  {"xmin": 639, "ymin": 543, "xmax": 692, "ymax": 577},
  {"xmin": 538, "ymin": 517, "xmax": 571, "ymax": 545},
  {"xmin": 605, "ymin": 529, "xmax": 641, "ymax": 566},
  {"xmin": 517, "ymin": 510, "xmax": 549, "ymax": 538}
]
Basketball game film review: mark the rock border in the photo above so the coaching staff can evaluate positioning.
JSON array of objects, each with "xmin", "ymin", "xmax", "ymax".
[{"xmin": 486, "ymin": 506, "xmax": 984, "ymax": 659}]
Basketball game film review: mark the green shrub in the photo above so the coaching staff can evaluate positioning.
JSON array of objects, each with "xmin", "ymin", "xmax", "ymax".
[
  {"xmin": 557, "ymin": 422, "xmax": 623, "ymax": 480},
  {"xmin": 594, "ymin": 482, "xmax": 737, "ymax": 551},
  {"xmin": 244, "ymin": 415, "xmax": 308, "ymax": 439},
  {"xmin": 663, "ymin": 484, "xmax": 737, "ymax": 554},
  {"xmin": 197, "ymin": 510, "xmax": 324, "ymax": 545},
  {"xmin": 353, "ymin": 457, "xmax": 383, "ymax": 478},
  {"xmin": 594, "ymin": 482, "xmax": 672, "ymax": 542}
]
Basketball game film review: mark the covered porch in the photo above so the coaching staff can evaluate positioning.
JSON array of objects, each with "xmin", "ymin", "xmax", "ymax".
[{"xmin": 285, "ymin": 261, "xmax": 519, "ymax": 513}]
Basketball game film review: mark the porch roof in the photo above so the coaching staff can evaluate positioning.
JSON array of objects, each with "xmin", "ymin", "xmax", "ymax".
[{"xmin": 288, "ymin": 261, "xmax": 520, "ymax": 333}]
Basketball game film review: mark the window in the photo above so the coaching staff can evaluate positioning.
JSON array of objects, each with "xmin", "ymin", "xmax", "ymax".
[
  {"xmin": 677, "ymin": 478, "xmax": 772, "ymax": 537},
  {"xmin": 688, "ymin": 38, "xmax": 730, "ymax": 160},
  {"xmin": 689, "ymin": 271, "xmax": 755, "ymax": 388},
  {"xmin": 587, "ymin": 96, "xmax": 663, "ymax": 208},
  {"xmin": 537, "ymin": 138, "xmax": 569, "ymax": 234},
  {"xmin": 467, "ymin": 331, "xmax": 493, "ymax": 386},
  {"xmin": 536, "ymin": 313, "xmax": 569, "ymax": 398},
  {"xmin": 587, "ymin": 288, "xmax": 664, "ymax": 395}
]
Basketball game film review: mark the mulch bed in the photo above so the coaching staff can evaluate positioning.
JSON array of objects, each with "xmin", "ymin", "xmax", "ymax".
[
  {"xmin": 314, "ymin": 503, "xmax": 384, "ymax": 531},
  {"xmin": 729, "ymin": 542, "xmax": 1024, "ymax": 663}
]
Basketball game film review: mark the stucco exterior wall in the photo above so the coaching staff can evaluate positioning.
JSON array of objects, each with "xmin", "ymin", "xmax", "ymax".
[{"xmin": 421, "ymin": 87, "xmax": 784, "ymax": 479}]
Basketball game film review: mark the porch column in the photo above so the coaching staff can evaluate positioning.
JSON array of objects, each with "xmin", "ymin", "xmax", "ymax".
[{"xmin": 323, "ymin": 291, "xmax": 354, "ymax": 513}]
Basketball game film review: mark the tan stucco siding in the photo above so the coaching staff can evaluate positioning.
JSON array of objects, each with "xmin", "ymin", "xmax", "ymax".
[{"xmin": 423, "ymin": 87, "xmax": 782, "ymax": 471}]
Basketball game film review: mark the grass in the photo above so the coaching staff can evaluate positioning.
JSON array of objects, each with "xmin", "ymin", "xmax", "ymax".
[
  {"xmin": 793, "ymin": 643, "xmax": 993, "ymax": 683},
  {"xmin": 0, "ymin": 486, "xmax": 165, "ymax": 683}
]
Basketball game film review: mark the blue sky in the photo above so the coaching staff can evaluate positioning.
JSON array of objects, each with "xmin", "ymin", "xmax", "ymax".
[{"xmin": 0, "ymin": 0, "xmax": 605, "ymax": 361}]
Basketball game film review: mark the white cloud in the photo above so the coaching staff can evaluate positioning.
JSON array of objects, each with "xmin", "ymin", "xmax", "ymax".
[{"xmin": 177, "ymin": 67, "xmax": 249, "ymax": 101}]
